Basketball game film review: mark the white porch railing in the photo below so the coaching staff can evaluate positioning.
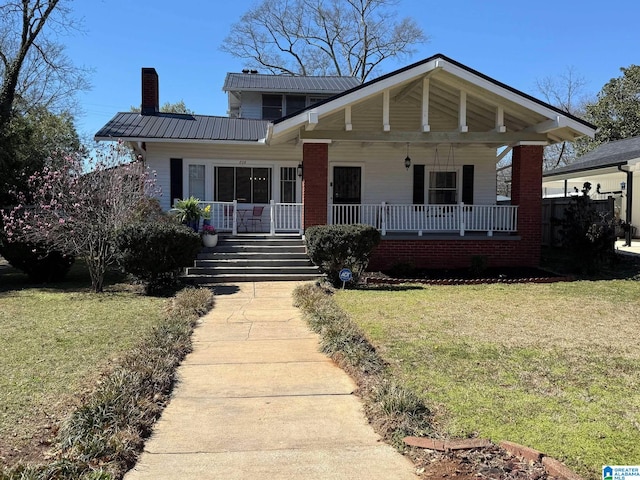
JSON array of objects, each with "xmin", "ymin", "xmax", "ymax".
[
  {"xmin": 330, "ymin": 202, "xmax": 518, "ymax": 236},
  {"xmin": 199, "ymin": 200, "xmax": 303, "ymax": 235}
]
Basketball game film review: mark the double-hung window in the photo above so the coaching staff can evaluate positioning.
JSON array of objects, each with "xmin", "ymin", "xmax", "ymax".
[
  {"xmin": 428, "ymin": 171, "xmax": 457, "ymax": 204},
  {"xmin": 188, "ymin": 165, "xmax": 205, "ymax": 199}
]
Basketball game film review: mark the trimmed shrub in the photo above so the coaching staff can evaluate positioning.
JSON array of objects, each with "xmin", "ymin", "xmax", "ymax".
[
  {"xmin": 115, "ymin": 222, "xmax": 201, "ymax": 294},
  {"xmin": 0, "ymin": 238, "xmax": 74, "ymax": 282},
  {"xmin": 561, "ymin": 182, "xmax": 616, "ymax": 274},
  {"xmin": 305, "ymin": 224, "xmax": 381, "ymax": 287}
]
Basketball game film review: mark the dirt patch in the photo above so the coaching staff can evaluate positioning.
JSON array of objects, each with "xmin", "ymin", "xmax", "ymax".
[
  {"xmin": 0, "ymin": 411, "xmax": 59, "ymax": 468},
  {"xmin": 409, "ymin": 445, "xmax": 549, "ymax": 479}
]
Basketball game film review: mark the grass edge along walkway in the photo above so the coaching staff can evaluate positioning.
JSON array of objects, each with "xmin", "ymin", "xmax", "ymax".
[{"xmin": 1, "ymin": 287, "xmax": 214, "ymax": 480}]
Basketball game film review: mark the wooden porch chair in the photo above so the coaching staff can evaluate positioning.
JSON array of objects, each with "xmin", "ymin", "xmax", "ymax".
[{"xmin": 247, "ymin": 205, "xmax": 264, "ymax": 232}]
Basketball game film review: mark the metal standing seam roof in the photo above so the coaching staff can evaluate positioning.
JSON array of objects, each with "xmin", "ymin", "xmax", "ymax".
[
  {"xmin": 223, "ymin": 72, "xmax": 361, "ymax": 94},
  {"xmin": 543, "ymin": 136, "xmax": 640, "ymax": 177},
  {"xmin": 95, "ymin": 112, "xmax": 269, "ymax": 142}
]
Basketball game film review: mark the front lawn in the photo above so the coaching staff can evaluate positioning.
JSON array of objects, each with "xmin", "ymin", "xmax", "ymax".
[
  {"xmin": 0, "ymin": 263, "xmax": 166, "ymax": 466},
  {"xmin": 335, "ymin": 280, "xmax": 640, "ymax": 479}
]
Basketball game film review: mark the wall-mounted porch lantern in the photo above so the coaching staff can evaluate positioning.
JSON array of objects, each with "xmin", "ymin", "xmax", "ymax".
[
  {"xmin": 621, "ymin": 181, "xmax": 626, "ymax": 190},
  {"xmin": 297, "ymin": 162, "xmax": 303, "ymax": 178},
  {"xmin": 404, "ymin": 143, "xmax": 411, "ymax": 170}
]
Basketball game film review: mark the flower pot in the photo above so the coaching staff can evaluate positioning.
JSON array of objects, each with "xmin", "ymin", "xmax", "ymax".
[
  {"xmin": 186, "ymin": 219, "xmax": 199, "ymax": 232},
  {"xmin": 202, "ymin": 233, "xmax": 218, "ymax": 248}
]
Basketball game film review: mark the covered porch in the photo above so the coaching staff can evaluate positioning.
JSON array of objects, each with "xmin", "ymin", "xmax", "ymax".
[{"xmin": 201, "ymin": 199, "xmax": 518, "ymax": 238}]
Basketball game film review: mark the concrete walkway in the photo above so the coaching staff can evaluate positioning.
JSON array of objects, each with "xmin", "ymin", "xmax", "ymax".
[
  {"xmin": 125, "ymin": 282, "xmax": 418, "ymax": 479},
  {"xmin": 616, "ymin": 239, "xmax": 640, "ymax": 256}
]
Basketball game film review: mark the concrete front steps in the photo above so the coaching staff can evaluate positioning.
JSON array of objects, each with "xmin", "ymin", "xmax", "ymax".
[{"xmin": 185, "ymin": 234, "xmax": 321, "ymax": 284}]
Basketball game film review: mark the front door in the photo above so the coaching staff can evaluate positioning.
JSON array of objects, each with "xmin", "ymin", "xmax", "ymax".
[{"xmin": 333, "ymin": 166, "xmax": 361, "ymax": 224}]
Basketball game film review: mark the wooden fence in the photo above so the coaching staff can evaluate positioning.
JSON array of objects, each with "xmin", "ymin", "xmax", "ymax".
[{"xmin": 542, "ymin": 197, "xmax": 614, "ymax": 247}]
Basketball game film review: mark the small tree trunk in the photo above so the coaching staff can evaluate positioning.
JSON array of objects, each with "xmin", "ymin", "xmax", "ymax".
[{"xmin": 86, "ymin": 241, "xmax": 108, "ymax": 293}]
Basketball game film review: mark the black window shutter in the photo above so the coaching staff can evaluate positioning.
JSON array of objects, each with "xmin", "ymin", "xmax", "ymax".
[
  {"xmin": 462, "ymin": 165, "xmax": 474, "ymax": 204},
  {"xmin": 413, "ymin": 164, "xmax": 425, "ymax": 204},
  {"xmin": 170, "ymin": 158, "xmax": 183, "ymax": 206}
]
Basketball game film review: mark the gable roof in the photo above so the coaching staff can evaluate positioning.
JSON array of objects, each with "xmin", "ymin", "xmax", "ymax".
[
  {"xmin": 269, "ymin": 53, "xmax": 596, "ymax": 145},
  {"xmin": 223, "ymin": 73, "xmax": 360, "ymax": 95},
  {"xmin": 95, "ymin": 53, "xmax": 596, "ymax": 145},
  {"xmin": 95, "ymin": 112, "xmax": 268, "ymax": 142},
  {"xmin": 543, "ymin": 136, "xmax": 640, "ymax": 178}
]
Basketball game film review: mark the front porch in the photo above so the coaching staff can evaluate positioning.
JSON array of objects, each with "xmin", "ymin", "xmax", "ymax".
[{"xmin": 200, "ymin": 200, "xmax": 519, "ymax": 238}]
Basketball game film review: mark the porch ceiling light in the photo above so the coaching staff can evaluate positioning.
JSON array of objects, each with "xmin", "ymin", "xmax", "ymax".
[
  {"xmin": 297, "ymin": 162, "xmax": 303, "ymax": 178},
  {"xmin": 404, "ymin": 143, "xmax": 411, "ymax": 170}
]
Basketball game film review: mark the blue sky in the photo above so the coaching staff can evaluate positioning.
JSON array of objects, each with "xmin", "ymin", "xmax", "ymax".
[{"xmin": 65, "ymin": 0, "xmax": 640, "ymax": 139}]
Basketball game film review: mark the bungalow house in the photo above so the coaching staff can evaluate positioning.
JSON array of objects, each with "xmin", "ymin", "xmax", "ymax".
[
  {"xmin": 543, "ymin": 136, "xmax": 640, "ymax": 245},
  {"xmin": 96, "ymin": 54, "xmax": 595, "ymax": 271}
]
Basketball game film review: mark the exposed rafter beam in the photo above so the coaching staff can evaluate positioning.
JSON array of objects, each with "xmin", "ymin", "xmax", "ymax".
[
  {"xmin": 393, "ymin": 78, "xmax": 422, "ymax": 103},
  {"xmin": 528, "ymin": 115, "xmax": 567, "ymax": 133},
  {"xmin": 345, "ymin": 105, "xmax": 352, "ymax": 131},
  {"xmin": 495, "ymin": 106, "xmax": 506, "ymax": 133},
  {"xmin": 299, "ymin": 129, "xmax": 548, "ymax": 144},
  {"xmin": 422, "ymin": 78, "xmax": 430, "ymax": 132},
  {"xmin": 393, "ymin": 70, "xmax": 439, "ymax": 103},
  {"xmin": 383, "ymin": 90, "xmax": 390, "ymax": 131},
  {"xmin": 459, "ymin": 90, "xmax": 468, "ymax": 133},
  {"xmin": 496, "ymin": 146, "xmax": 513, "ymax": 163},
  {"xmin": 305, "ymin": 111, "xmax": 318, "ymax": 131}
]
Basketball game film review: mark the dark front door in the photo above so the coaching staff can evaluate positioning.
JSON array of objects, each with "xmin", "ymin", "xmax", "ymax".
[{"xmin": 333, "ymin": 166, "xmax": 361, "ymax": 224}]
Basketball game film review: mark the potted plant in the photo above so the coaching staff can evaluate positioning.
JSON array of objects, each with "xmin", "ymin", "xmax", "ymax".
[
  {"xmin": 201, "ymin": 223, "xmax": 218, "ymax": 247},
  {"xmin": 173, "ymin": 197, "xmax": 205, "ymax": 231}
]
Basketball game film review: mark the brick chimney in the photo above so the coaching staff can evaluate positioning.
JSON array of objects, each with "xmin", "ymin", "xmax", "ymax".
[{"xmin": 141, "ymin": 68, "xmax": 159, "ymax": 115}]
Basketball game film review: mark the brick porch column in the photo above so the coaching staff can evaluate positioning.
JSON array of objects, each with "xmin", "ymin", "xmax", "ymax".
[
  {"xmin": 302, "ymin": 142, "xmax": 329, "ymax": 229},
  {"xmin": 511, "ymin": 145, "xmax": 543, "ymax": 266}
]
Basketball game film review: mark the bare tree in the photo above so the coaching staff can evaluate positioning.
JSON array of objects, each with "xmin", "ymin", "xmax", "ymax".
[
  {"xmin": 221, "ymin": 0, "xmax": 426, "ymax": 82},
  {"xmin": 535, "ymin": 66, "xmax": 590, "ymax": 170},
  {"xmin": 0, "ymin": 0, "xmax": 89, "ymax": 127}
]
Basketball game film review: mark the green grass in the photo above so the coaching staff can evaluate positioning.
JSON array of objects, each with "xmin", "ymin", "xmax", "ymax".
[
  {"xmin": 0, "ymin": 263, "xmax": 166, "ymax": 458},
  {"xmin": 335, "ymin": 280, "xmax": 640, "ymax": 479}
]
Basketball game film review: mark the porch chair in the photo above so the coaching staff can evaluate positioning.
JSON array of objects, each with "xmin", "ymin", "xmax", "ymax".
[{"xmin": 247, "ymin": 205, "xmax": 264, "ymax": 232}]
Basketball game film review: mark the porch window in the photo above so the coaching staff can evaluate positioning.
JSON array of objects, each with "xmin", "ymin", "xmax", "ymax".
[
  {"xmin": 215, "ymin": 166, "xmax": 272, "ymax": 203},
  {"xmin": 188, "ymin": 164, "xmax": 205, "ymax": 199},
  {"xmin": 428, "ymin": 171, "xmax": 457, "ymax": 204},
  {"xmin": 262, "ymin": 95, "xmax": 282, "ymax": 120},
  {"xmin": 280, "ymin": 167, "xmax": 297, "ymax": 203}
]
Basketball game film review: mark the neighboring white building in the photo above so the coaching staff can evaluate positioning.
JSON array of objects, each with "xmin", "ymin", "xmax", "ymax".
[{"xmin": 542, "ymin": 137, "xmax": 640, "ymax": 239}]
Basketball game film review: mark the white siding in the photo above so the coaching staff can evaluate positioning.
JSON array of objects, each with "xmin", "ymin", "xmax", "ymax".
[
  {"xmin": 144, "ymin": 141, "xmax": 499, "ymax": 212},
  {"xmin": 239, "ymin": 92, "xmax": 262, "ymax": 119},
  {"xmin": 145, "ymin": 142, "xmax": 302, "ymax": 210},
  {"xmin": 328, "ymin": 144, "xmax": 496, "ymax": 205}
]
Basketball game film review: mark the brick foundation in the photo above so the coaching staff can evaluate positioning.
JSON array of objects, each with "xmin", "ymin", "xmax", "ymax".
[{"xmin": 369, "ymin": 237, "xmax": 534, "ymax": 271}]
